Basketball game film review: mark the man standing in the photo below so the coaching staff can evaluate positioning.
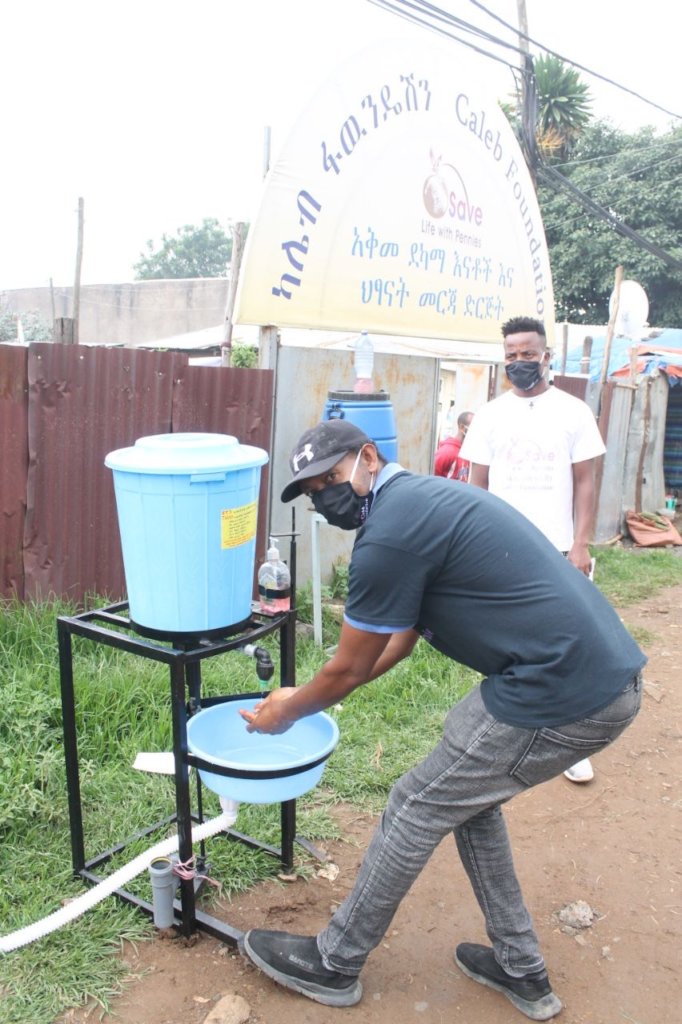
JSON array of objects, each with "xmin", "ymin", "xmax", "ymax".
[
  {"xmin": 238, "ymin": 418, "xmax": 644, "ymax": 1019},
  {"xmin": 434, "ymin": 410, "xmax": 474, "ymax": 480},
  {"xmin": 460, "ymin": 316, "xmax": 606, "ymax": 784}
]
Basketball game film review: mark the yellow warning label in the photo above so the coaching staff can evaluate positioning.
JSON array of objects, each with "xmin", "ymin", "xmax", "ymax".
[{"xmin": 221, "ymin": 501, "xmax": 258, "ymax": 549}]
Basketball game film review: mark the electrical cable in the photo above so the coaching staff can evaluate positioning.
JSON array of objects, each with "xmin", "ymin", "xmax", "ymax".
[
  {"xmin": 368, "ymin": 0, "xmax": 522, "ymax": 73},
  {"xmin": 536, "ymin": 163, "xmax": 682, "ymax": 271},
  {"xmin": 553, "ymin": 132, "xmax": 682, "ymax": 171},
  {"xmin": 540, "ymin": 178, "xmax": 682, "ymax": 238},
  {"xmin": 380, "ymin": 0, "xmax": 528, "ymax": 54},
  {"xmin": 546, "ymin": 151, "xmax": 682, "ymax": 206},
  {"xmin": 369, "ymin": 1, "xmax": 682, "ymax": 270},
  {"xmin": 466, "ymin": 0, "xmax": 681, "ymax": 122}
]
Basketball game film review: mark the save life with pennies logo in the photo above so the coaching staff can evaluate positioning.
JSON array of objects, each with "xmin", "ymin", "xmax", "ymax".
[{"xmin": 422, "ymin": 149, "xmax": 483, "ymax": 227}]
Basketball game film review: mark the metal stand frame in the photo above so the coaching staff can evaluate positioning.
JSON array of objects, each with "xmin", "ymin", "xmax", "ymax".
[{"xmin": 57, "ymin": 592, "xmax": 315, "ymax": 944}]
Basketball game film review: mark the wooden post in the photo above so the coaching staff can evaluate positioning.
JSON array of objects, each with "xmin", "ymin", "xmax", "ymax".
[
  {"xmin": 263, "ymin": 125, "xmax": 271, "ymax": 179},
  {"xmin": 221, "ymin": 221, "xmax": 247, "ymax": 367},
  {"xmin": 629, "ymin": 346, "xmax": 639, "ymax": 384},
  {"xmin": 73, "ymin": 197, "xmax": 84, "ymax": 345},
  {"xmin": 53, "ymin": 317, "xmax": 76, "ymax": 344},
  {"xmin": 258, "ymin": 325, "xmax": 279, "ymax": 371},
  {"xmin": 559, "ymin": 322, "xmax": 568, "ymax": 374},
  {"xmin": 579, "ymin": 336, "xmax": 593, "ymax": 375},
  {"xmin": 600, "ymin": 266, "xmax": 623, "ymax": 388}
]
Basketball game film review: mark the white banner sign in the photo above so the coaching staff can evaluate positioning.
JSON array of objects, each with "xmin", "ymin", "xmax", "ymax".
[{"xmin": 235, "ymin": 39, "xmax": 555, "ymax": 345}]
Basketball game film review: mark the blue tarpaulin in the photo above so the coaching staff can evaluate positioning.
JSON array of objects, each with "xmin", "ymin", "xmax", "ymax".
[{"xmin": 554, "ymin": 329, "xmax": 682, "ymax": 384}]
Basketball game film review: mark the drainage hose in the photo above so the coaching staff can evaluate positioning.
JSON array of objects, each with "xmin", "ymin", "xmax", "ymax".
[{"xmin": 0, "ymin": 798, "xmax": 239, "ymax": 955}]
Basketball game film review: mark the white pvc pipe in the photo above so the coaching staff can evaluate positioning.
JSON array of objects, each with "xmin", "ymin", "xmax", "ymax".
[
  {"xmin": 0, "ymin": 799, "xmax": 239, "ymax": 955},
  {"xmin": 312, "ymin": 512, "xmax": 325, "ymax": 646}
]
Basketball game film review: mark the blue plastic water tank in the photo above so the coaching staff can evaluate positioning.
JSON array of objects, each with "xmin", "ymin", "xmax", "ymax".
[
  {"xmin": 105, "ymin": 433, "xmax": 268, "ymax": 635},
  {"xmin": 323, "ymin": 390, "xmax": 398, "ymax": 463}
]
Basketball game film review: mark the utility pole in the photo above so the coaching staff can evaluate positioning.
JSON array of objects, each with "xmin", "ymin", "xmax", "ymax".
[
  {"xmin": 516, "ymin": 0, "xmax": 537, "ymax": 184},
  {"xmin": 516, "ymin": 0, "xmax": 529, "ymax": 51}
]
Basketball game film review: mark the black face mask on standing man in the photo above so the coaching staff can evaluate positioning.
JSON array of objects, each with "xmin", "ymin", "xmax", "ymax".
[{"xmin": 505, "ymin": 359, "xmax": 545, "ymax": 392}]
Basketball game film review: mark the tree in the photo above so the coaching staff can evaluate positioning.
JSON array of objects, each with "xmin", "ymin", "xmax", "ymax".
[
  {"xmin": 230, "ymin": 341, "xmax": 259, "ymax": 368},
  {"xmin": 538, "ymin": 122, "xmax": 682, "ymax": 324},
  {"xmin": 533, "ymin": 55, "xmax": 592, "ymax": 159},
  {"xmin": 503, "ymin": 54, "xmax": 592, "ymax": 161},
  {"xmin": 134, "ymin": 218, "xmax": 234, "ymax": 279},
  {"xmin": 0, "ymin": 307, "xmax": 52, "ymax": 342},
  {"xmin": 502, "ymin": 57, "xmax": 681, "ymax": 325}
]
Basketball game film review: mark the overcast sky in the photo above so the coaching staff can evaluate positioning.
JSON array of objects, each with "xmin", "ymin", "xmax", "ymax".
[{"xmin": 2, "ymin": 0, "xmax": 678, "ymax": 291}]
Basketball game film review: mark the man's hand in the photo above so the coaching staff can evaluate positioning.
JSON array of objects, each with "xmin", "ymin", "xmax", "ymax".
[
  {"xmin": 238, "ymin": 624, "xmax": 415, "ymax": 737},
  {"xmin": 567, "ymin": 540, "xmax": 592, "ymax": 575},
  {"xmin": 240, "ymin": 687, "xmax": 297, "ymax": 734},
  {"xmin": 571, "ymin": 460, "xmax": 597, "ymax": 575}
]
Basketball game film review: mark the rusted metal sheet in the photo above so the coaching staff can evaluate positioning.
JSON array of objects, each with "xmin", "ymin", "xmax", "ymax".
[
  {"xmin": 594, "ymin": 382, "xmax": 635, "ymax": 542},
  {"xmin": 622, "ymin": 374, "xmax": 668, "ymax": 514},
  {"xmin": 0, "ymin": 345, "xmax": 28, "ymax": 599},
  {"xmin": 171, "ymin": 364, "xmax": 275, "ymax": 567},
  {"xmin": 4, "ymin": 345, "xmax": 275, "ymax": 609},
  {"xmin": 593, "ymin": 376, "xmax": 668, "ymax": 542},
  {"xmin": 553, "ymin": 373, "xmax": 602, "ymax": 419},
  {"xmin": 23, "ymin": 343, "xmax": 185, "ymax": 603},
  {"xmin": 269, "ymin": 345, "xmax": 439, "ymax": 585},
  {"xmin": 552, "ymin": 374, "xmax": 588, "ymax": 401}
]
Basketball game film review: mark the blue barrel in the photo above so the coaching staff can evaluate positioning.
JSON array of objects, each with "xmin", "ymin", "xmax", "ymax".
[
  {"xmin": 105, "ymin": 433, "xmax": 268, "ymax": 636},
  {"xmin": 323, "ymin": 390, "xmax": 398, "ymax": 463}
]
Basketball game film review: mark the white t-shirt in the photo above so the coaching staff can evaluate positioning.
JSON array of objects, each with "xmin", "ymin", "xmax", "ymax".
[{"xmin": 460, "ymin": 385, "xmax": 606, "ymax": 551}]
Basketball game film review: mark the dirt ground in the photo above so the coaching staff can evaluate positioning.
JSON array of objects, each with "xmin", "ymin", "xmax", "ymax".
[{"xmin": 62, "ymin": 584, "xmax": 682, "ymax": 1024}]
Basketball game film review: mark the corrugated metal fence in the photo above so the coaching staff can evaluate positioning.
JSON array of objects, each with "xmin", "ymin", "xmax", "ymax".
[
  {"xmin": 545, "ymin": 374, "xmax": 667, "ymax": 542},
  {"xmin": 0, "ymin": 343, "xmax": 274, "ymax": 603}
]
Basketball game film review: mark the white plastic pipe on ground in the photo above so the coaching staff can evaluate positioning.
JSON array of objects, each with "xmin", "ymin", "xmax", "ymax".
[{"xmin": 0, "ymin": 799, "xmax": 239, "ymax": 954}]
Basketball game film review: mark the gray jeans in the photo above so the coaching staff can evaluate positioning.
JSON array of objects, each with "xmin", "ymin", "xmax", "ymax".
[{"xmin": 318, "ymin": 673, "xmax": 641, "ymax": 976}]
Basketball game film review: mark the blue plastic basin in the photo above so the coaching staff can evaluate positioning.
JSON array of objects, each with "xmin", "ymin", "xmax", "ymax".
[{"xmin": 186, "ymin": 698, "xmax": 340, "ymax": 803}]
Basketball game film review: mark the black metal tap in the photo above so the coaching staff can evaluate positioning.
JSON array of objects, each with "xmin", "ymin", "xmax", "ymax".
[{"xmin": 241, "ymin": 644, "xmax": 275, "ymax": 685}]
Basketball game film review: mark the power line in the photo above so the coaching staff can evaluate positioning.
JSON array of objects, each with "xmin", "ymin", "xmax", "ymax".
[
  {"xmin": 537, "ymin": 164, "xmax": 682, "ymax": 270},
  {"xmin": 372, "ymin": 0, "xmax": 681, "ymax": 126},
  {"xmin": 534, "ymin": 148, "xmax": 682, "ymax": 237},
  {"xmin": 369, "ymin": 0, "xmax": 682, "ymax": 271},
  {"xmin": 367, "ymin": 0, "xmax": 524, "ymax": 74},
  {"xmin": 466, "ymin": 0, "xmax": 682, "ymax": 122},
  {"xmin": 553, "ymin": 150, "xmax": 682, "ymax": 202},
  {"xmin": 554, "ymin": 131, "xmax": 681, "ymax": 170},
  {"xmin": 540, "ymin": 170, "xmax": 682, "ymax": 236}
]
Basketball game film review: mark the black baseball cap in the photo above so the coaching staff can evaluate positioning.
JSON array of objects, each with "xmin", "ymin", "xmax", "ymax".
[{"xmin": 281, "ymin": 420, "xmax": 372, "ymax": 502}]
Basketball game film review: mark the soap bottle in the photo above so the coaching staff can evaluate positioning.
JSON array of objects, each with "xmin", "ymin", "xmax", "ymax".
[
  {"xmin": 353, "ymin": 330, "xmax": 374, "ymax": 393},
  {"xmin": 258, "ymin": 538, "xmax": 291, "ymax": 615}
]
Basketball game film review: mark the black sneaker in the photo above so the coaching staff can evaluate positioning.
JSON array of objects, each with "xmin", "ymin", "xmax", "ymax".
[
  {"xmin": 455, "ymin": 943, "xmax": 562, "ymax": 1020},
  {"xmin": 240, "ymin": 929, "xmax": 363, "ymax": 1007}
]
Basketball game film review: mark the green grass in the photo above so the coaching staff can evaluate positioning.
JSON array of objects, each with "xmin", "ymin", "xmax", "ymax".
[
  {"xmin": 591, "ymin": 545, "xmax": 682, "ymax": 605},
  {"xmin": 623, "ymin": 624, "xmax": 659, "ymax": 648},
  {"xmin": 1, "ymin": 547, "xmax": 680, "ymax": 1022}
]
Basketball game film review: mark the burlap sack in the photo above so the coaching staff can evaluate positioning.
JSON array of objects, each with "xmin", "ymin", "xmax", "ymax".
[{"xmin": 625, "ymin": 510, "xmax": 682, "ymax": 547}]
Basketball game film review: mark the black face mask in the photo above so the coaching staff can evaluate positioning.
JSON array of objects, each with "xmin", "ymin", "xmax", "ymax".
[
  {"xmin": 505, "ymin": 359, "xmax": 544, "ymax": 392},
  {"xmin": 311, "ymin": 482, "xmax": 373, "ymax": 530}
]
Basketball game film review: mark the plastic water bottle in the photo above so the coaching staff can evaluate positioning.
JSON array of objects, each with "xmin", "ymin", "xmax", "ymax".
[
  {"xmin": 353, "ymin": 330, "xmax": 374, "ymax": 393},
  {"xmin": 258, "ymin": 537, "xmax": 291, "ymax": 615}
]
